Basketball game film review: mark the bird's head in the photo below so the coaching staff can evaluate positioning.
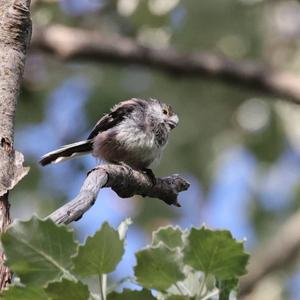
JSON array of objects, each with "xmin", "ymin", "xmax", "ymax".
[{"xmin": 149, "ymin": 99, "xmax": 179, "ymax": 130}]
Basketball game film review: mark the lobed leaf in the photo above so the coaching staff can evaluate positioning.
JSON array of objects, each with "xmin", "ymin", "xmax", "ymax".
[
  {"xmin": 134, "ymin": 244, "xmax": 184, "ymax": 291},
  {"xmin": 1, "ymin": 217, "xmax": 77, "ymax": 286},
  {"xmin": 107, "ymin": 289, "xmax": 155, "ymax": 300},
  {"xmin": 183, "ymin": 227, "xmax": 249, "ymax": 280},
  {"xmin": 152, "ymin": 226, "xmax": 183, "ymax": 249},
  {"xmin": 72, "ymin": 222, "xmax": 124, "ymax": 276},
  {"xmin": 45, "ymin": 278, "xmax": 89, "ymax": 300},
  {"xmin": 1, "ymin": 285, "xmax": 48, "ymax": 300}
]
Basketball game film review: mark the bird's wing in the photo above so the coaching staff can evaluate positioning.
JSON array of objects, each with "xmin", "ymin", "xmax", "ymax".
[{"xmin": 87, "ymin": 100, "xmax": 136, "ymax": 139}]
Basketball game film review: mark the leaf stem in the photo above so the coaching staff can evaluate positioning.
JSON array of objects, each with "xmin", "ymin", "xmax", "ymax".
[
  {"xmin": 63, "ymin": 270, "xmax": 78, "ymax": 282},
  {"xmin": 90, "ymin": 293, "xmax": 99, "ymax": 300},
  {"xmin": 196, "ymin": 274, "xmax": 206, "ymax": 300},
  {"xmin": 201, "ymin": 289, "xmax": 219, "ymax": 300},
  {"xmin": 175, "ymin": 282, "xmax": 185, "ymax": 295},
  {"xmin": 98, "ymin": 274, "xmax": 105, "ymax": 300},
  {"xmin": 176, "ymin": 281, "xmax": 192, "ymax": 296},
  {"xmin": 102, "ymin": 274, "xmax": 107, "ymax": 300}
]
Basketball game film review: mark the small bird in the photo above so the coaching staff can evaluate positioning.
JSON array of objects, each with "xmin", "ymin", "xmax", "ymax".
[{"xmin": 39, "ymin": 98, "xmax": 178, "ymax": 182}]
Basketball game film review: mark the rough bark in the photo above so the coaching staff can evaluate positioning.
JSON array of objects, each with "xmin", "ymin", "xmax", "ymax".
[
  {"xmin": 48, "ymin": 164, "xmax": 190, "ymax": 225},
  {"xmin": 31, "ymin": 24, "xmax": 300, "ymax": 105},
  {"xmin": 0, "ymin": 0, "xmax": 31, "ymax": 290}
]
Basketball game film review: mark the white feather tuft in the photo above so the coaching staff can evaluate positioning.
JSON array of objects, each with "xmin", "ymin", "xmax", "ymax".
[
  {"xmin": 51, "ymin": 152, "xmax": 89, "ymax": 164},
  {"xmin": 40, "ymin": 139, "xmax": 92, "ymax": 165},
  {"xmin": 40, "ymin": 140, "xmax": 91, "ymax": 158}
]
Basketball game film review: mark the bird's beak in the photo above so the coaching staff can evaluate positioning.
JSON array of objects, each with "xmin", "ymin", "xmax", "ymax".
[{"xmin": 167, "ymin": 115, "xmax": 179, "ymax": 129}]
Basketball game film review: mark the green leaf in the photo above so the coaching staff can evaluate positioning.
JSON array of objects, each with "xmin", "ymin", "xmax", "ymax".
[
  {"xmin": 45, "ymin": 279, "xmax": 89, "ymax": 300},
  {"xmin": 134, "ymin": 244, "xmax": 184, "ymax": 291},
  {"xmin": 217, "ymin": 278, "xmax": 238, "ymax": 300},
  {"xmin": 72, "ymin": 222, "xmax": 124, "ymax": 276},
  {"xmin": 107, "ymin": 289, "xmax": 156, "ymax": 300},
  {"xmin": 1, "ymin": 285, "xmax": 48, "ymax": 300},
  {"xmin": 1, "ymin": 217, "xmax": 77, "ymax": 286},
  {"xmin": 152, "ymin": 226, "xmax": 183, "ymax": 249},
  {"xmin": 183, "ymin": 227, "xmax": 249, "ymax": 280},
  {"xmin": 165, "ymin": 296, "xmax": 191, "ymax": 300}
]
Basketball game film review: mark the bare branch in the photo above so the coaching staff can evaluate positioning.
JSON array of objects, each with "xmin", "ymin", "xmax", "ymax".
[
  {"xmin": 0, "ymin": 0, "xmax": 31, "ymax": 290},
  {"xmin": 30, "ymin": 24, "xmax": 300, "ymax": 105},
  {"xmin": 239, "ymin": 210, "xmax": 300, "ymax": 297},
  {"xmin": 48, "ymin": 164, "xmax": 190, "ymax": 225}
]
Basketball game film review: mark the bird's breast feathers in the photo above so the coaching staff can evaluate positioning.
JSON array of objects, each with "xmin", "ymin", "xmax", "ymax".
[{"xmin": 114, "ymin": 118, "xmax": 167, "ymax": 160}]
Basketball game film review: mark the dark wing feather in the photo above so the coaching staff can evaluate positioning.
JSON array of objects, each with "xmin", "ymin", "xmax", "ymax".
[{"xmin": 87, "ymin": 101, "xmax": 136, "ymax": 139}]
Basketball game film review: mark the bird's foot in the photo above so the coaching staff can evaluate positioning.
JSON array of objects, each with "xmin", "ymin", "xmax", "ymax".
[
  {"xmin": 113, "ymin": 161, "xmax": 134, "ymax": 177},
  {"xmin": 143, "ymin": 168, "xmax": 157, "ymax": 186}
]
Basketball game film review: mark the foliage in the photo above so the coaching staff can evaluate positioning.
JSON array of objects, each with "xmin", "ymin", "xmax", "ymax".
[
  {"xmin": 1, "ymin": 217, "xmax": 249, "ymax": 300},
  {"xmin": 7, "ymin": 0, "xmax": 300, "ymax": 298},
  {"xmin": 72, "ymin": 222, "xmax": 124, "ymax": 276}
]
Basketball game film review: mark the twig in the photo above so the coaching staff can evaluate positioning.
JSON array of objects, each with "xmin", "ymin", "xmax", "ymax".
[
  {"xmin": 239, "ymin": 210, "xmax": 300, "ymax": 296},
  {"xmin": 48, "ymin": 164, "xmax": 190, "ymax": 225},
  {"xmin": 30, "ymin": 24, "xmax": 300, "ymax": 105}
]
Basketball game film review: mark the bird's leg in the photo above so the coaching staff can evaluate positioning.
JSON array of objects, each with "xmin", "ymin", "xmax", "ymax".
[{"xmin": 142, "ymin": 168, "xmax": 157, "ymax": 186}]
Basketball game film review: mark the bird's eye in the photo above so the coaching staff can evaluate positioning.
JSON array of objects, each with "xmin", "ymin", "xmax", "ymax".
[{"xmin": 163, "ymin": 108, "xmax": 168, "ymax": 115}]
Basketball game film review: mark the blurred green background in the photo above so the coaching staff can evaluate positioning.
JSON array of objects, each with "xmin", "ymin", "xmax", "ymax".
[{"xmin": 11, "ymin": 0, "xmax": 300, "ymax": 299}]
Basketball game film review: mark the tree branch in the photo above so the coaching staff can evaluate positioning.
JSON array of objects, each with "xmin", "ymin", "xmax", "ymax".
[
  {"xmin": 30, "ymin": 24, "xmax": 300, "ymax": 105},
  {"xmin": 239, "ymin": 210, "xmax": 300, "ymax": 297},
  {"xmin": 48, "ymin": 164, "xmax": 190, "ymax": 225},
  {"xmin": 0, "ymin": 0, "xmax": 31, "ymax": 290}
]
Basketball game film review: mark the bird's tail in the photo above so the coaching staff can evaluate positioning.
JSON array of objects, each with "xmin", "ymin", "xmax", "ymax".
[{"xmin": 39, "ymin": 140, "xmax": 93, "ymax": 166}]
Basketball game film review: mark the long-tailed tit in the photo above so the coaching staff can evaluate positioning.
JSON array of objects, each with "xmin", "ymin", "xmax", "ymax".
[{"xmin": 39, "ymin": 98, "xmax": 178, "ymax": 181}]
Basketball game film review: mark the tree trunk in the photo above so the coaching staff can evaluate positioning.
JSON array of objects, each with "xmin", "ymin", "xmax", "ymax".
[{"xmin": 0, "ymin": 0, "xmax": 31, "ymax": 290}]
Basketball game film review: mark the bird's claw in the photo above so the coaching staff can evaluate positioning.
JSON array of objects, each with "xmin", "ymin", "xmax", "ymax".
[{"xmin": 143, "ymin": 168, "xmax": 157, "ymax": 186}]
